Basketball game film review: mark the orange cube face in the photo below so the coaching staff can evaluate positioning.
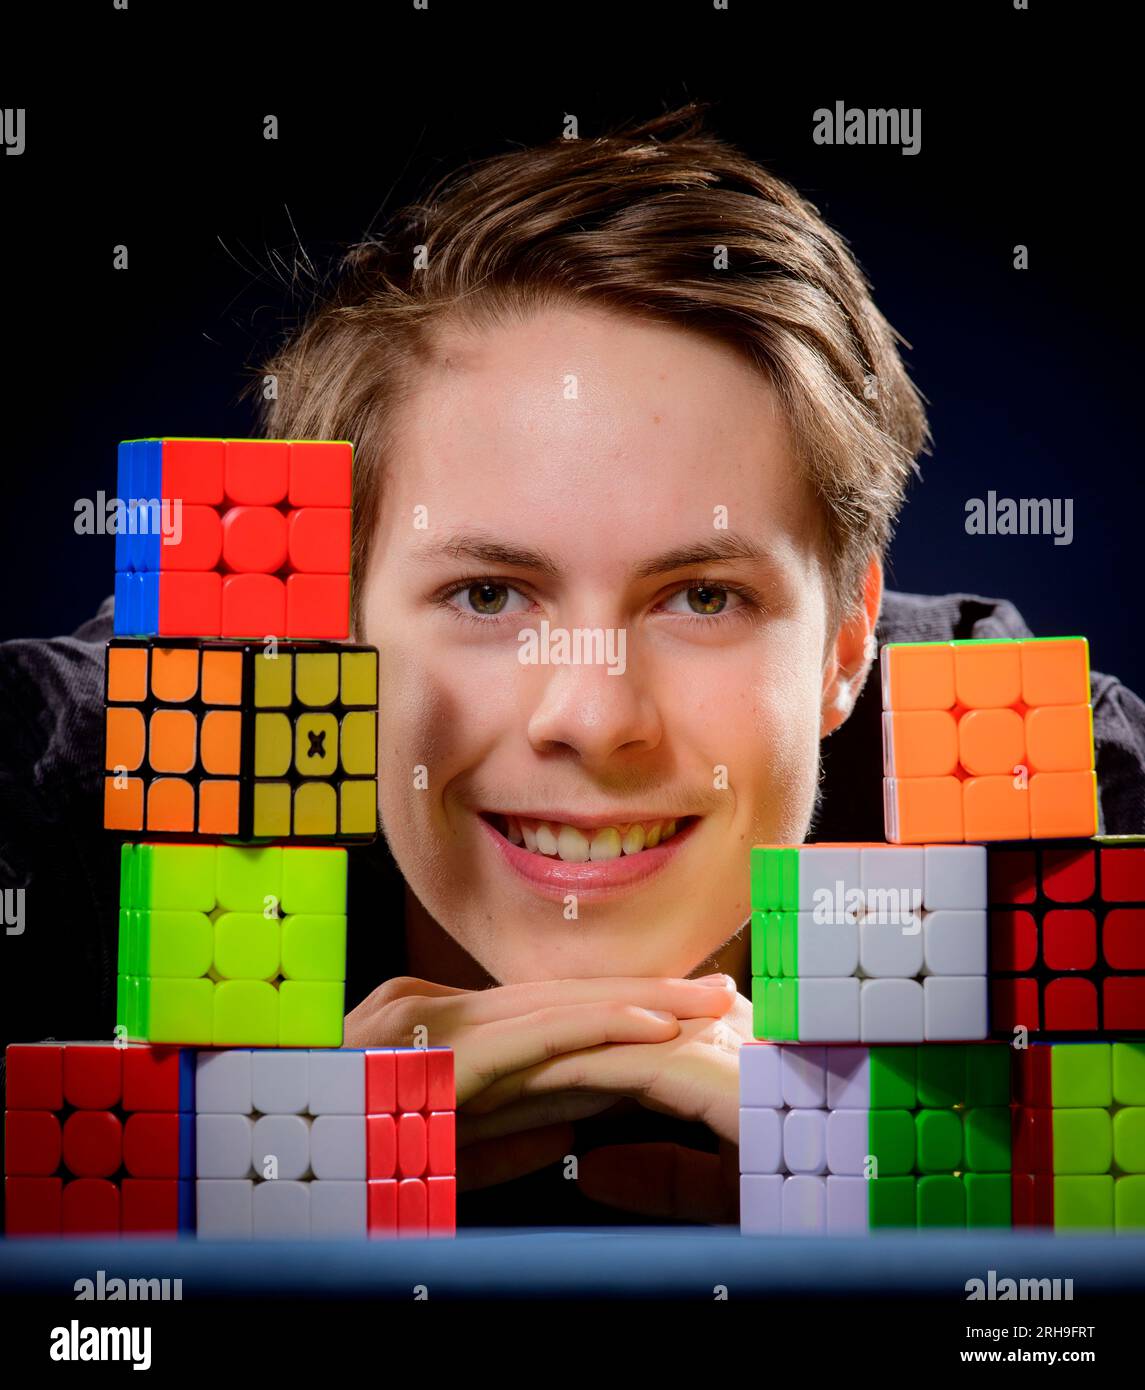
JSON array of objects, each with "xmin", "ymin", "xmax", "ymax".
[
  {"xmin": 883, "ymin": 776, "xmax": 963, "ymax": 843},
  {"xmin": 953, "ymin": 642, "xmax": 1022, "ymax": 709},
  {"xmin": 1030, "ymin": 770, "xmax": 1098, "ymax": 838},
  {"xmin": 1020, "ymin": 639, "xmax": 1090, "ymax": 706},
  {"xmin": 1025, "ymin": 704, "xmax": 1093, "ymax": 773},
  {"xmin": 963, "ymin": 776, "xmax": 1030, "ymax": 840},
  {"xmin": 958, "ymin": 708, "xmax": 1024, "ymax": 777},
  {"xmin": 881, "ymin": 643, "xmax": 955, "ymax": 712},
  {"xmin": 881, "ymin": 710, "xmax": 959, "ymax": 777},
  {"xmin": 881, "ymin": 637, "xmax": 1093, "ymax": 844}
]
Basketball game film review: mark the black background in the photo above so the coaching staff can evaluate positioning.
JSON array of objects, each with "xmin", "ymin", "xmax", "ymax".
[{"xmin": 3, "ymin": 4, "xmax": 1140, "ymax": 698}]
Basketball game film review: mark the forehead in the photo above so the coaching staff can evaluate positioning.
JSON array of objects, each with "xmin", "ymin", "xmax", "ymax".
[{"xmin": 381, "ymin": 305, "xmax": 821, "ymax": 569}]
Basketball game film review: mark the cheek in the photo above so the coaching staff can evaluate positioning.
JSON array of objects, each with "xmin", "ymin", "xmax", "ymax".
[{"xmin": 741, "ymin": 627, "xmax": 826, "ymax": 831}]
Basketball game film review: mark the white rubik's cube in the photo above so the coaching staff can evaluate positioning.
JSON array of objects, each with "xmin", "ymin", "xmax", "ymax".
[
  {"xmin": 750, "ymin": 843, "xmax": 988, "ymax": 1043},
  {"xmin": 194, "ymin": 1047, "xmax": 455, "ymax": 1238}
]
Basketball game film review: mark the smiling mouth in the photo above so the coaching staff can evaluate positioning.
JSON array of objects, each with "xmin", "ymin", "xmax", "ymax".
[{"xmin": 480, "ymin": 813, "xmax": 697, "ymax": 863}]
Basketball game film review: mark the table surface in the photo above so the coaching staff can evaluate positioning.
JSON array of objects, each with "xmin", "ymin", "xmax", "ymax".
[{"xmin": 3, "ymin": 1229, "xmax": 1144, "ymax": 1298}]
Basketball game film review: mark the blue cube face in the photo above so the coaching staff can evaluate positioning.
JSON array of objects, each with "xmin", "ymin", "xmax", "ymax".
[{"xmin": 114, "ymin": 440, "xmax": 163, "ymax": 636}]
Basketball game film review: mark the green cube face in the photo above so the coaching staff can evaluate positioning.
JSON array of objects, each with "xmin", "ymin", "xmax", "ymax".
[
  {"xmin": 964, "ymin": 1172, "xmax": 1011, "ymax": 1227},
  {"xmin": 1052, "ymin": 1043, "xmax": 1112, "ymax": 1108},
  {"xmin": 1113, "ymin": 1043, "xmax": 1145, "ymax": 1106},
  {"xmin": 1052, "ymin": 1109, "xmax": 1113, "ymax": 1174},
  {"xmin": 280, "ymin": 847, "xmax": 348, "ymax": 914},
  {"xmin": 916, "ymin": 1045, "xmax": 966, "ymax": 1109},
  {"xmin": 916, "ymin": 1174, "xmax": 965, "ymax": 1227},
  {"xmin": 752, "ymin": 978, "xmax": 798, "ymax": 1042},
  {"xmin": 965, "ymin": 1044, "xmax": 1011, "ymax": 1107},
  {"xmin": 869, "ymin": 1176, "xmax": 916, "ymax": 1229},
  {"xmin": 964, "ymin": 1106, "xmax": 1012, "ymax": 1173},
  {"xmin": 281, "ymin": 914, "xmax": 347, "ymax": 981},
  {"xmin": 278, "ymin": 981, "xmax": 345, "ymax": 1046},
  {"xmin": 146, "ymin": 910, "xmax": 213, "ymax": 977},
  {"xmin": 870, "ymin": 1109, "xmax": 915, "ymax": 1176},
  {"xmin": 1054, "ymin": 1175, "xmax": 1113, "ymax": 1230},
  {"xmin": 116, "ymin": 843, "xmax": 347, "ymax": 1046},
  {"xmin": 915, "ymin": 1108, "xmax": 963, "ymax": 1173},
  {"xmin": 870, "ymin": 1048, "xmax": 917, "ymax": 1109},
  {"xmin": 1115, "ymin": 1175, "xmax": 1145, "ymax": 1230},
  {"xmin": 1112, "ymin": 1108, "xmax": 1145, "ymax": 1173},
  {"xmin": 749, "ymin": 846, "xmax": 798, "ymax": 912}
]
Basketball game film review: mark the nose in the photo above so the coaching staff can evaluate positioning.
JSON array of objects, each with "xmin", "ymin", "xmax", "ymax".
[{"xmin": 524, "ymin": 631, "xmax": 663, "ymax": 768}]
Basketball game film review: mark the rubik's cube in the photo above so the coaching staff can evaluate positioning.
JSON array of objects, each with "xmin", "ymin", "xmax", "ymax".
[
  {"xmin": 4, "ymin": 1043, "xmax": 194, "ymax": 1236},
  {"xmin": 740, "ymin": 1043, "xmax": 1012, "ymax": 1234},
  {"xmin": 989, "ymin": 837, "xmax": 1145, "ymax": 1037},
  {"xmin": 194, "ymin": 1048, "xmax": 455, "ymax": 1239},
  {"xmin": 116, "ymin": 844, "xmax": 347, "ymax": 1046},
  {"xmin": 750, "ymin": 844, "xmax": 988, "ymax": 1042},
  {"xmin": 882, "ymin": 637, "xmax": 1096, "ymax": 843},
  {"xmin": 113, "ymin": 438, "xmax": 351, "ymax": 639},
  {"xmin": 1012, "ymin": 1042, "xmax": 1145, "ymax": 1230},
  {"xmin": 5, "ymin": 1044, "xmax": 457, "ymax": 1238},
  {"xmin": 103, "ymin": 638, "xmax": 378, "ymax": 841}
]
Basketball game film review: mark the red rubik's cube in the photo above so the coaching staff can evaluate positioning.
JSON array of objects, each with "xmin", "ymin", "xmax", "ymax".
[
  {"xmin": 4, "ymin": 1043, "xmax": 194, "ymax": 1236},
  {"xmin": 989, "ymin": 837, "xmax": 1145, "ymax": 1036},
  {"xmin": 114, "ymin": 438, "xmax": 351, "ymax": 640}
]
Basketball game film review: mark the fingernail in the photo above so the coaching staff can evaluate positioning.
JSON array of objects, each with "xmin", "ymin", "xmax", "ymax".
[
  {"xmin": 646, "ymin": 1010, "xmax": 676, "ymax": 1023},
  {"xmin": 695, "ymin": 972, "xmax": 732, "ymax": 986}
]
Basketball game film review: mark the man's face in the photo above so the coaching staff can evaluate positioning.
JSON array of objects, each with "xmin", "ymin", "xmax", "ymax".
[{"xmin": 362, "ymin": 305, "xmax": 843, "ymax": 983}]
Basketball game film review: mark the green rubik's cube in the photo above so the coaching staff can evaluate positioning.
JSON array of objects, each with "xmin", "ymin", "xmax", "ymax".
[
  {"xmin": 740, "ymin": 1043, "xmax": 1013, "ymax": 1233},
  {"xmin": 1013, "ymin": 1041, "xmax": 1145, "ymax": 1230},
  {"xmin": 116, "ymin": 843, "xmax": 347, "ymax": 1046}
]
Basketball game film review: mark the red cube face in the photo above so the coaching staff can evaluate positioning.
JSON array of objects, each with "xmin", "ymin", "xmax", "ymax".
[
  {"xmin": 116, "ymin": 439, "xmax": 352, "ymax": 640},
  {"xmin": 3, "ymin": 1044, "xmax": 194, "ymax": 1238},
  {"xmin": 988, "ymin": 840, "xmax": 1145, "ymax": 1039}
]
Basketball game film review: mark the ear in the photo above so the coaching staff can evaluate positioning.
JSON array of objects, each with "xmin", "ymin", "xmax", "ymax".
[{"xmin": 820, "ymin": 556, "xmax": 883, "ymax": 738}]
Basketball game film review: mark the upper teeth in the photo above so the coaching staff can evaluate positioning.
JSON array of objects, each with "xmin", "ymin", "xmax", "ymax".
[{"xmin": 502, "ymin": 816, "xmax": 681, "ymax": 861}]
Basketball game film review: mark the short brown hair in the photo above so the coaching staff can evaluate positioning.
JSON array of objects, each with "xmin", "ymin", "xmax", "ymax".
[{"xmin": 257, "ymin": 103, "xmax": 928, "ymax": 632}]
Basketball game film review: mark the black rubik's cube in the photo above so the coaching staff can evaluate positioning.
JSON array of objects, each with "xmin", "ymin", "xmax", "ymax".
[
  {"xmin": 104, "ymin": 638, "xmax": 378, "ymax": 843},
  {"xmin": 989, "ymin": 836, "xmax": 1145, "ymax": 1037}
]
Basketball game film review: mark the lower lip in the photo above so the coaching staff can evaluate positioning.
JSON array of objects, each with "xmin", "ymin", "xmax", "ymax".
[{"xmin": 478, "ymin": 816, "xmax": 699, "ymax": 902}]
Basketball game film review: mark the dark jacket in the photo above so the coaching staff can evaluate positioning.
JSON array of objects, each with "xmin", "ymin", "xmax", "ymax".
[{"xmin": 2, "ymin": 591, "xmax": 1143, "ymax": 1225}]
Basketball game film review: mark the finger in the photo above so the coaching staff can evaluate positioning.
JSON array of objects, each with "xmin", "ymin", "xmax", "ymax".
[
  {"xmin": 443, "ymin": 975, "xmax": 738, "ymax": 1026},
  {"xmin": 456, "ymin": 1123, "xmax": 575, "ymax": 1193},
  {"xmin": 462, "ymin": 1037, "xmax": 660, "ymax": 1115},
  {"xmin": 577, "ymin": 1143, "xmax": 733, "ymax": 1222},
  {"xmin": 457, "ymin": 1092, "xmax": 620, "ymax": 1146},
  {"xmin": 458, "ymin": 1003, "xmax": 678, "ymax": 1100},
  {"xmin": 343, "ymin": 976, "xmax": 470, "ymax": 1047}
]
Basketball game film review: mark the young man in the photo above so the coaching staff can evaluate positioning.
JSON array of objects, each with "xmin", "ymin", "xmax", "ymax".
[{"xmin": 3, "ymin": 107, "xmax": 1144, "ymax": 1225}]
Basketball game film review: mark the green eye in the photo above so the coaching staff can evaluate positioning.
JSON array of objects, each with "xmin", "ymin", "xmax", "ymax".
[
  {"xmin": 468, "ymin": 582, "xmax": 509, "ymax": 614},
  {"xmin": 685, "ymin": 585, "xmax": 728, "ymax": 615}
]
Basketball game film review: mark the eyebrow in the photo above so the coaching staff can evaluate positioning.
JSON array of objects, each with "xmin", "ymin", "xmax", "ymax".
[{"xmin": 410, "ymin": 530, "xmax": 775, "ymax": 581}]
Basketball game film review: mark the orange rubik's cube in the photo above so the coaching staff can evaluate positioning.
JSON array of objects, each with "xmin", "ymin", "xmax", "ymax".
[{"xmin": 882, "ymin": 638, "xmax": 1096, "ymax": 844}]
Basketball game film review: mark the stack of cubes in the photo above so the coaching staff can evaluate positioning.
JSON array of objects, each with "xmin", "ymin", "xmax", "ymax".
[
  {"xmin": 742, "ymin": 635, "xmax": 1145, "ymax": 1233},
  {"xmin": 4, "ymin": 438, "xmax": 456, "ymax": 1238}
]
